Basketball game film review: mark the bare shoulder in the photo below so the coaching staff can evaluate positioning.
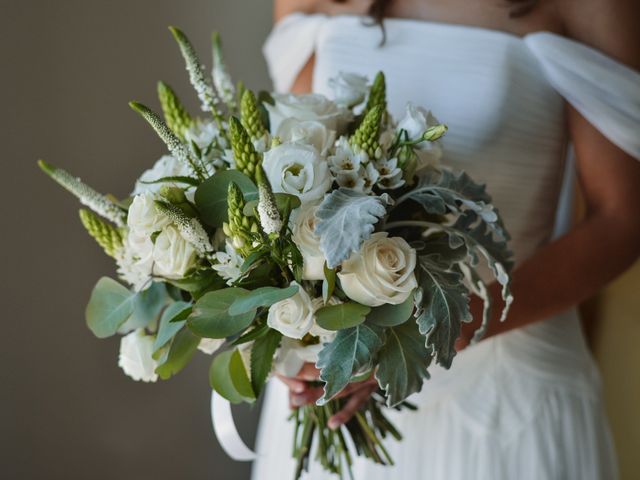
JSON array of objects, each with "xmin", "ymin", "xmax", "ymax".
[
  {"xmin": 273, "ymin": 0, "xmax": 371, "ymax": 22},
  {"xmin": 558, "ymin": 0, "xmax": 640, "ymax": 69}
]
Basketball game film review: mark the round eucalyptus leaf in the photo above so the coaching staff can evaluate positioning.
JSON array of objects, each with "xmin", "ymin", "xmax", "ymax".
[
  {"xmin": 85, "ymin": 277, "xmax": 135, "ymax": 338},
  {"xmin": 194, "ymin": 170, "xmax": 257, "ymax": 227}
]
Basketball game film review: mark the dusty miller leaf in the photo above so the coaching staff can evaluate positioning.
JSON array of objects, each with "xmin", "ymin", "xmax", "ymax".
[
  {"xmin": 376, "ymin": 320, "xmax": 432, "ymax": 406},
  {"xmin": 316, "ymin": 323, "xmax": 385, "ymax": 404},
  {"xmin": 315, "ymin": 188, "xmax": 391, "ymax": 268}
]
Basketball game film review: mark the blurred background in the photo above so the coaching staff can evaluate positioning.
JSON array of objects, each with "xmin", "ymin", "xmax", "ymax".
[{"xmin": 1, "ymin": 1, "xmax": 638, "ymax": 479}]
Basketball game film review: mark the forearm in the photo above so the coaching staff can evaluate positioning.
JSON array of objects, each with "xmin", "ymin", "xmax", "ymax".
[{"xmin": 480, "ymin": 210, "xmax": 640, "ymax": 338}]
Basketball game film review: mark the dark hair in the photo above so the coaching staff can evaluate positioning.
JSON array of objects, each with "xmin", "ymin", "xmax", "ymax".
[{"xmin": 335, "ymin": 0, "xmax": 538, "ymax": 23}]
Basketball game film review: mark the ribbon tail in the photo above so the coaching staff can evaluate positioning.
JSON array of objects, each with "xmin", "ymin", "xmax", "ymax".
[{"xmin": 211, "ymin": 390, "xmax": 257, "ymax": 461}]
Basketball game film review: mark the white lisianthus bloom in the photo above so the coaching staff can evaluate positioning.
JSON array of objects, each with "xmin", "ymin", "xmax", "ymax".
[
  {"xmin": 152, "ymin": 225, "xmax": 197, "ymax": 279},
  {"xmin": 267, "ymin": 282, "xmax": 314, "ymax": 339},
  {"xmin": 197, "ymin": 338, "xmax": 225, "ymax": 355},
  {"xmin": 329, "ymin": 72, "xmax": 369, "ymax": 107},
  {"xmin": 118, "ymin": 329, "xmax": 159, "ymax": 382},
  {"xmin": 397, "ymin": 104, "xmax": 443, "ymax": 169},
  {"xmin": 211, "ymin": 241, "xmax": 244, "ymax": 285},
  {"xmin": 338, "ymin": 232, "xmax": 418, "ymax": 307},
  {"xmin": 291, "ymin": 202, "xmax": 325, "ymax": 280},
  {"xmin": 262, "ymin": 143, "xmax": 332, "ymax": 203},
  {"xmin": 127, "ymin": 193, "xmax": 171, "ymax": 235},
  {"xmin": 133, "ymin": 155, "xmax": 192, "ymax": 196},
  {"xmin": 275, "ymin": 118, "xmax": 336, "ymax": 156},
  {"xmin": 265, "ymin": 93, "xmax": 351, "ymax": 134}
]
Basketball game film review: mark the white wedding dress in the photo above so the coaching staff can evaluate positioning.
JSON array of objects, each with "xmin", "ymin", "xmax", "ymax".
[{"xmin": 251, "ymin": 13, "xmax": 640, "ymax": 480}]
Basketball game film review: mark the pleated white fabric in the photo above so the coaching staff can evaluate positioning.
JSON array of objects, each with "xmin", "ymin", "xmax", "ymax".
[{"xmin": 253, "ymin": 13, "xmax": 640, "ymax": 480}]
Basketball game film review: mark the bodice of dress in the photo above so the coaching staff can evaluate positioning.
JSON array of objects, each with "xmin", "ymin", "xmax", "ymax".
[{"xmin": 263, "ymin": 14, "xmax": 640, "ymax": 414}]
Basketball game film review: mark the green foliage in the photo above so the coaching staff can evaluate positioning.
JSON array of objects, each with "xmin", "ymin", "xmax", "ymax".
[
  {"xmin": 194, "ymin": 169, "xmax": 257, "ymax": 227},
  {"xmin": 366, "ymin": 294, "xmax": 415, "ymax": 327},
  {"xmin": 317, "ymin": 323, "xmax": 385, "ymax": 404},
  {"xmin": 188, "ymin": 288, "xmax": 256, "ymax": 338},
  {"xmin": 228, "ymin": 285, "xmax": 299, "ymax": 316},
  {"xmin": 250, "ymin": 329, "xmax": 282, "ymax": 397},
  {"xmin": 351, "ymin": 104, "xmax": 384, "ymax": 159},
  {"xmin": 85, "ymin": 277, "xmax": 135, "ymax": 338},
  {"xmin": 375, "ymin": 320, "xmax": 431, "ymax": 406},
  {"xmin": 210, "ymin": 349, "xmax": 255, "ymax": 403},
  {"xmin": 155, "ymin": 327, "xmax": 200, "ymax": 380},
  {"xmin": 157, "ymin": 81, "xmax": 194, "ymax": 140},
  {"xmin": 315, "ymin": 188, "xmax": 391, "ymax": 268},
  {"xmin": 225, "ymin": 181, "xmax": 259, "ymax": 255},
  {"xmin": 415, "ymin": 255, "xmax": 471, "ymax": 369},
  {"xmin": 228, "ymin": 116, "xmax": 262, "ymax": 183},
  {"xmin": 121, "ymin": 282, "xmax": 170, "ymax": 332},
  {"xmin": 240, "ymin": 90, "xmax": 268, "ymax": 141},
  {"xmin": 78, "ymin": 209, "xmax": 122, "ymax": 258},
  {"xmin": 165, "ymin": 270, "xmax": 226, "ymax": 299},
  {"xmin": 242, "ymin": 192, "xmax": 301, "ymax": 217},
  {"xmin": 315, "ymin": 303, "xmax": 371, "ymax": 331},
  {"xmin": 322, "ymin": 264, "xmax": 336, "ymax": 304},
  {"xmin": 154, "ymin": 301, "xmax": 192, "ymax": 351}
]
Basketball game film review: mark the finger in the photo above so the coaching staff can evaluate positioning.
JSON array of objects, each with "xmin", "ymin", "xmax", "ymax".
[
  {"xmin": 276, "ymin": 374, "xmax": 307, "ymax": 394},
  {"xmin": 334, "ymin": 378, "xmax": 378, "ymax": 399},
  {"xmin": 293, "ymin": 363, "xmax": 321, "ymax": 381},
  {"xmin": 290, "ymin": 386, "xmax": 324, "ymax": 407},
  {"xmin": 328, "ymin": 385, "xmax": 376, "ymax": 429}
]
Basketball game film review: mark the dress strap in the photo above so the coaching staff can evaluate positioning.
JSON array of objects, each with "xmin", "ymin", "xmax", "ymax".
[
  {"xmin": 263, "ymin": 13, "xmax": 328, "ymax": 93},
  {"xmin": 525, "ymin": 32, "xmax": 640, "ymax": 160}
]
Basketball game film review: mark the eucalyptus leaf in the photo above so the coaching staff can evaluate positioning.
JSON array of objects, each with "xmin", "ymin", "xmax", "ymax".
[
  {"xmin": 166, "ymin": 270, "xmax": 226, "ymax": 300},
  {"xmin": 86, "ymin": 277, "xmax": 135, "ymax": 338},
  {"xmin": 155, "ymin": 328, "xmax": 200, "ymax": 380},
  {"xmin": 375, "ymin": 320, "xmax": 432, "ymax": 406},
  {"xmin": 229, "ymin": 349, "xmax": 255, "ymax": 401},
  {"xmin": 415, "ymin": 256, "xmax": 471, "ymax": 369},
  {"xmin": 228, "ymin": 285, "xmax": 299, "ymax": 316},
  {"xmin": 188, "ymin": 288, "xmax": 256, "ymax": 338},
  {"xmin": 315, "ymin": 303, "xmax": 371, "ymax": 331},
  {"xmin": 232, "ymin": 322, "xmax": 269, "ymax": 345},
  {"xmin": 154, "ymin": 301, "xmax": 192, "ymax": 351},
  {"xmin": 316, "ymin": 323, "xmax": 385, "ymax": 404},
  {"xmin": 118, "ymin": 282, "xmax": 169, "ymax": 333},
  {"xmin": 194, "ymin": 170, "xmax": 257, "ymax": 227},
  {"xmin": 322, "ymin": 263, "xmax": 336, "ymax": 304},
  {"xmin": 209, "ymin": 350, "xmax": 246, "ymax": 404},
  {"xmin": 250, "ymin": 329, "xmax": 282, "ymax": 397},
  {"xmin": 366, "ymin": 294, "xmax": 415, "ymax": 327},
  {"xmin": 315, "ymin": 188, "xmax": 391, "ymax": 268}
]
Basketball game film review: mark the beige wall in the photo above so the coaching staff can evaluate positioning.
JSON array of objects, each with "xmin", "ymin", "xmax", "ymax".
[
  {"xmin": 1, "ymin": 1, "xmax": 271, "ymax": 479},
  {"xmin": 2, "ymin": 1, "xmax": 637, "ymax": 479}
]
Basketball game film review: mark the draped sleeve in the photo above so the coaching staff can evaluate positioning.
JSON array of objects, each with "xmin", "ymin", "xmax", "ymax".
[
  {"xmin": 524, "ymin": 32, "xmax": 640, "ymax": 160},
  {"xmin": 262, "ymin": 13, "xmax": 328, "ymax": 93}
]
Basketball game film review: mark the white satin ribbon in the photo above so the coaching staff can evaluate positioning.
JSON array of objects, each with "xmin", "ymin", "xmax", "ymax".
[{"xmin": 210, "ymin": 391, "xmax": 257, "ymax": 461}]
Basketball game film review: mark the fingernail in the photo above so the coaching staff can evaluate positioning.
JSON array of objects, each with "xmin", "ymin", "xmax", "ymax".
[
  {"xmin": 328, "ymin": 419, "xmax": 340, "ymax": 430},
  {"xmin": 292, "ymin": 385, "xmax": 305, "ymax": 394},
  {"xmin": 291, "ymin": 396, "xmax": 305, "ymax": 407}
]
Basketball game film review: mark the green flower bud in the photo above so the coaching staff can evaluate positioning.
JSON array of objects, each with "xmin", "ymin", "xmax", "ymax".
[
  {"xmin": 157, "ymin": 81, "xmax": 193, "ymax": 140},
  {"xmin": 79, "ymin": 209, "xmax": 123, "ymax": 258},
  {"xmin": 363, "ymin": 71, "xmax": 386, "ymax": 118},
  {"xmin": 226, "ymin": 182, "xmax": 258, "ymax": 255},
  {"xmin": 241, "ymin": 90, "xmax": 268, "ymax": 142},
  {"xmin": 229, "ymin": 116, "xmax": 262, "ymax": 183},
  {"xmin": 422, "ymin": 124, "xmax": 448, "ymax": 142},
  {"xmin": 351, "ymin": 104, "xmax": 384, "ymax": 160}
]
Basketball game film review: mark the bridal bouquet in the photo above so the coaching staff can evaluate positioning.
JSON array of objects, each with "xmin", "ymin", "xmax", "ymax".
[{"xmin": 39, "ymin": 27, "xmax": 512, "ymax": 478}]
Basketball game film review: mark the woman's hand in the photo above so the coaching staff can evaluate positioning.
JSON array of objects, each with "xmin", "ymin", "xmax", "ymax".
[{"xmin": 277, "ymin": 363, "xmax": 378, "ymax": 429}]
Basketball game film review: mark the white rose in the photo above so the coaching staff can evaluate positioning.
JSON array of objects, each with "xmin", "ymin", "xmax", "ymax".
[
  {"xmin": 118, "ymin": 329, "xmax": 159, "ymax": 382},
  {"xmin": 274, "ymin": 337, "xmax": 323, "ymax": 376},
  {"xmin": 127, "ymin": 193, "xmax": 171, "ymax": 235},
  {"xmin": 328, "ymin": 72, "xmax": 369, "ymax": 107},
  {"xmin": 338, "ymin": 232, "xmax": 418, "ymax": 307},
  {"xmin": 265, "ymin": 93, "xmax": 351, "ymax": 134},
  {"xmin": 263, "ymin": 143, "xmax": 332, "ymax": 203},
  {"xmin": 275, "ymin": 118, "xmax": 336, "ymax": 156},
  {"xmin": 267, "ymin": 282, "xmax": 314, "ymax": 339},
  {"xmin": 197, "ymin": 338, "xmax": 225, "ymax": 355},
  {"xmin": 152, "ymin": 225, "xmax": 197, "ymax": 279},
  {"xmin": 133, "ymin": 155, "xmax": 192, "ymax": 196},
  {"xmin": 291, "ymin": 202, "xmax": 325, "ymax": 280}
]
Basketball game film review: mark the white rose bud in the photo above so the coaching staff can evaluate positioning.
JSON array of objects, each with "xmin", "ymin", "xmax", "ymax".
[
  {"xmin": 274, "ymin": 337, "xmax": 323, "ymax": 377},
  {"xmin": 152, "ymin": 225, "xmax": 197, "ymax": 279},
  {"xmin": 267, "ymin": 282, "xmax": 314, "ymax": 339},
  {"xmin": 265, "ymin": 93, "xmax": 351, "ymax": 135},
  {"xmin": 291, "ymin": 202, "xmax": 326, "ymax": 281},
  {"xmin": 338, "ymin": 232, "xmax": 418, "ymax": 307},
  {"xmin": 275, "ymin": 118, "xmax": 336, "ymax": 156},
  {"xmin": 118, "ymin": 329, "xmax": 159, "ymax": 382},
  {"xmin": 127, "ymin": 193, "xmax": 171, "ymax": 235},
  {"xmin": 262, "ymin": 143, "xmax": 332, "ymax": 203},
  {"xmin": 328, "ymin": 72, "xmax": 369, "ymax": 107}
]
